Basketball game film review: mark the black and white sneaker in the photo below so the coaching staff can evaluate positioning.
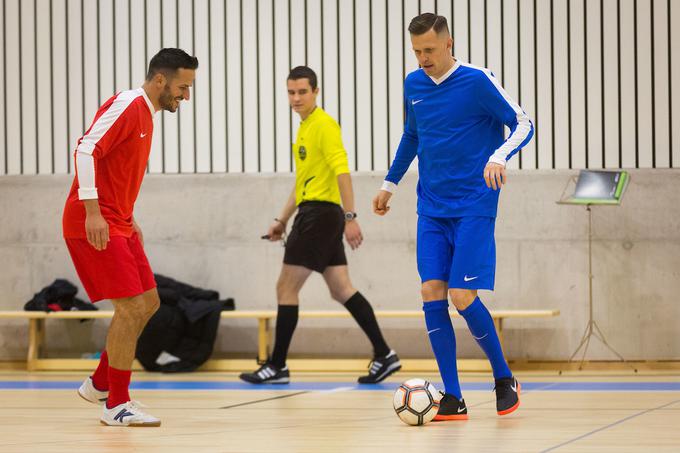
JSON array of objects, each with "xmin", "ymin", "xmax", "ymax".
[
  {"xmin": 433, "ymin": 392, "xmax": 468, "ymax": 421},
  {"xmin": 495, "ymin": 376, "xmax": 521, "ymax": 415},
  {"xmin": 239, "ymin": 362, "xmax": 290, "ymax": 384},
  {"xmin": 358, "ymin": 350, "xmax": 402, "ymax": 383}
]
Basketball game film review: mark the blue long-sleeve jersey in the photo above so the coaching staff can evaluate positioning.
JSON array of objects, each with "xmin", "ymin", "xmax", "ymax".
[{"xmin": 385, "ymin": 61, "xmax": 534, "ymax": 218}]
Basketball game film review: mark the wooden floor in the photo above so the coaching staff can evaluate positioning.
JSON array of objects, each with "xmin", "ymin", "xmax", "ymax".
[{"xmin": 0, "ymin": 370, "xmax": 678, "ymax": 452}]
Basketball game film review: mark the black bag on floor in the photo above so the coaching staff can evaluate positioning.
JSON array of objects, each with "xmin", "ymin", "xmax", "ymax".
[{"xmin": 135, "ymin": 274, "xmax": 234, "ymax": 373}]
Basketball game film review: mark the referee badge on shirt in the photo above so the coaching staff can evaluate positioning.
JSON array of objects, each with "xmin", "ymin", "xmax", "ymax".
[{"xmin": 299, "ymin": 145, "xmax": 307, "ymax": 161}]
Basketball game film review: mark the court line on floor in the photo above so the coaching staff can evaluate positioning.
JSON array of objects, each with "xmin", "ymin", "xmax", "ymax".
[
  {"xmin": 219, "ymin": 390, "xmax": 310, "ymax": 409},
  {"xmin": 219, "ymin": 385, "xmax": 354, "ymax": 409},
  {"xmin": 539, "ymin": 398, "xmax": 680, "ymax": 452}
]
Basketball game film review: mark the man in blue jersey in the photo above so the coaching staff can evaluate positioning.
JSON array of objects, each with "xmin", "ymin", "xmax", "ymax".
[{"xmin": 373, "ymin": 13, "xmax": 533, "ymax": 421}]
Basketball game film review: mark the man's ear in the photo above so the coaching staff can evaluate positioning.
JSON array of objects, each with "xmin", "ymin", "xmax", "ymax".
[{"xmin": 154, "ymin": 72, "xmax": 166, "ymax": 87}]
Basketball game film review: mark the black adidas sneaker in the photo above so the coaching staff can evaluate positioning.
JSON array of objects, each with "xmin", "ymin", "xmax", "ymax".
[
  {"xmin": 433, "ymin": 392, "xmax": 468, "ymax": 421},
  {"xmin": 494, "ymin": 376, "xmax": 520, "ymax": 415},
  {"xmin": 239, "ymin": 362, "xmax": 290, "ymax": 384},
  {"xmin": 358, "ymin": 350, "xmax": 402, "ymax": 383}
]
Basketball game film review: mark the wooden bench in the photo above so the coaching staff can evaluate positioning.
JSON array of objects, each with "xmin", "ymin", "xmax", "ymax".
[{"xmin": 0, "ymin": 309, "xmax": 559, "ymax": 372}]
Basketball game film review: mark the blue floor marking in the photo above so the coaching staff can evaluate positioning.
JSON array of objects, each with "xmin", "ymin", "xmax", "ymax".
[{"xmin": 0, "ymin": 381, "xmax": 679, "ymax": 391}]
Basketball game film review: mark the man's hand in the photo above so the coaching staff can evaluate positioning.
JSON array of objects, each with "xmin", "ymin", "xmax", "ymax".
[
  {"xmin": 484, "ymin": 162, "xmax": 506, "ymax": 190},
  {"xmin": 344, "ymin": 219, "xmax": 363, "ymax": 250},
  {"xmin": 372, "ymin": 190, "xmax": 392, "ymax": 216},
  {"xmin": 265, "ymin": 219, "xmax": 286, "ymax": 241},
  {"xmin": 132, "ymin": 218, "xmax": 144, "ymax": 247},
  {"xmin": 85, "ymin": 213, "xmax": 109, "ymax": 251}
]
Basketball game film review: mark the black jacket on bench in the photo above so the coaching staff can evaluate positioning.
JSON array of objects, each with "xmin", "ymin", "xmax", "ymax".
[
  {"xmin": 135, "ymin": 274, "xmax": 234, "ymax": 373},
  {"xmin": 24, "ymin": 279, "xmax": 98, "ymax": 312}
]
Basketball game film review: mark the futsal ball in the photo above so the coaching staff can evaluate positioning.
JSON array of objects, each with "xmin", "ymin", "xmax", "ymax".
[{"xmin": 393, "ymin": 378, "xmax": 440, "ymax": 426}]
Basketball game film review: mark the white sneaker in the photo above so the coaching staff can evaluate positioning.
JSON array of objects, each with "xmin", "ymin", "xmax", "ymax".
[
  {"xmin": 100, "ymin": 401, "xmax": 161, "ymax": 427},
  {"xmin": 77, "ymin": 377, "xmax": 108, "ymax": 405}
]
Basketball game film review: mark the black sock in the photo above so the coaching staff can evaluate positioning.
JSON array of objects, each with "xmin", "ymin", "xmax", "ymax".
[
  {"xmin": 343, "ymin": 292, "xmax": 391, "ymax": 358},
  {"xmin": 270, "ymin": 305, "xmax": 299, "ymax": 368}
]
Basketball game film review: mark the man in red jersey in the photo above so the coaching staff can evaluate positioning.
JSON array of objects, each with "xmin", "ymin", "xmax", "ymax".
[{"xmin": 63, "ymin": 48, "xmax": 197, "ymax": 427}]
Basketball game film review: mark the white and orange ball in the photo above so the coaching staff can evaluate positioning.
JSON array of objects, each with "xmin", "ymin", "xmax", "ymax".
[{"xmin": 393, "ymin": 378, "xmax": 440, "ymax": 426}]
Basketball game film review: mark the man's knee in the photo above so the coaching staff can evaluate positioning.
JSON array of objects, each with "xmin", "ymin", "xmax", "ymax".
[
  {"xmin": 334, "ymin": 288, "xmax": 357, "ymax": 304},
  {"xmin": 142, "ymin": 291, "xmax": 161, "ymax": 319},
  {"xmin": 113, "ymin": 292, "xmax": 159, "ymax": 322},
  {"xmin": 112, "ymin": 298, "xmax": 142, "ymax": 322},
  {"xmin": 421, "ymin": 280, "xmax": 448, "ymax": 301},
  {"xmin": 276, "ymin": 277, "xmax": 299, "ymax": 302},
  {"xmin": 449, "ymin": 288, "xmax": 477, "ymax": 310}
]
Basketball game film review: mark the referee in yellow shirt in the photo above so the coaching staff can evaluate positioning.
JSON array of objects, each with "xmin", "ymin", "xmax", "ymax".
[{"xmin": 240, "ymin": 66, "xmax": 400, "ymax": 384}]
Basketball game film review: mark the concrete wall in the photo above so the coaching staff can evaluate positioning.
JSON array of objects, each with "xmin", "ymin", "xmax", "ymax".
[{"xmin": 1, "ymin": 170, "xmax": 679, "ymax": 361}]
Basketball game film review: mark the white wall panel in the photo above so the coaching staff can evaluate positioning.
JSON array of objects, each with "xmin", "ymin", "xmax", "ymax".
[
  {"xmin": 370, "ymin": 0, "xmax": 389, "ymax": 172},
  {"xmin": 671, "ymin": 0, "xmax": 680, "ymax": 167},
  {"xmin": 51, "ymin": 0, "xmax": 69, "ymax": 175},
  {"xmin": 569, "ymin": 0, "xmax": 587, "ymax": 170},
  {"xmin": 552, "ymin": 0, "xmax": 570, "ymax": 169},
  {"xmin": 603, "ymin": 0, "xmax": 620, "ymax": 169},
  {"xmin": 20, "ymin": 0, "xmax": 37, "ymax": 176},
  {"xmin": 273, "ymin": 0, "xmax": 292, "ymax": 172},
  {"xmin": 5, "ymin": 0, "xmax": 21, "ymax": 175},
  {"xmin": 518, "ymin": 0, "xmax": 537, "ymax": 170},
  {"xmin": 0, "ymin": 0, "xmax": 5, "ymax": 175},
  {"xmin": 585, "ymin": 0, "xmax": 604, "ymax": 169},
  {"xmin": 256, "ymin": 0, "xmax": 275, "ymax": 173},
  {"xmin": 620, "ymin": 0, "xmax": 637, "ymax": 169},
  {"xmin": 0, "ymin": 0, "xmax": 678, "ymax": 175},
  {"xmin": 193, "ymin": 0, "xmax": 211, "ymax": 173},
  {"xmin": 651, "ymin": 0, "xmax": 670, "ymax": 168},
  {"xmin": 37, "ymin": 0, "xmax": 53, "ymax": 174}
]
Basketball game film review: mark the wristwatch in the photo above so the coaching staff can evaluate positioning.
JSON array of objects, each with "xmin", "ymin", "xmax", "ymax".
[{"xmin": 344, "ymin": 211, "xmax": 357, "ymax": 221}]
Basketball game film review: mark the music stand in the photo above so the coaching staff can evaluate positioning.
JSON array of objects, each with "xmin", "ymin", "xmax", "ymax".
[{"xmin": 557, "ymin": 170, "xmax": 634, "ymax": 371}]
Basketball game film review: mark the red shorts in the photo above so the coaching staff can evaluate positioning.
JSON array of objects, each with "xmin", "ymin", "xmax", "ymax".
[{"xmin": 65, "ymin": 233, "xmax": 156, "ymax": 302}]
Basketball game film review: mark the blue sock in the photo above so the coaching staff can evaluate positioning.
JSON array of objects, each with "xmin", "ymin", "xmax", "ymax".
[
  {"xmin": 423, "ymin": 299, "xmax": 462, "ymax": 399},
  {"xmin": 458, "ymin": 297, "xmax": 512, "ymax": 379}
]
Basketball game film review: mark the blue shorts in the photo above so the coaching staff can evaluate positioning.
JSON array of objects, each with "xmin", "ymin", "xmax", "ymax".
[{"xmin": 416, "ymin": 215, "xmax": 496, "ymax": 290}]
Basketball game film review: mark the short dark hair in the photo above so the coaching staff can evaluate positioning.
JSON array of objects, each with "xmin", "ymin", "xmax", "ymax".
[
  {"xmin": 287, "ymin": 66, "xmax": 318, "ymax": 90},
  {"xmin": 146, "ymin": 48, "xmax": 199, "ymax": 81},
  {"xmin": 408, "ymin": 13, "xmax": 450, "ymax": 36}
]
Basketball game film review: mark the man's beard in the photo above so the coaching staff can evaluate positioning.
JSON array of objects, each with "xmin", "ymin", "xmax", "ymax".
[{"xmin": 159, "ymin": 88, "xmax": 179, "ymax": 112}]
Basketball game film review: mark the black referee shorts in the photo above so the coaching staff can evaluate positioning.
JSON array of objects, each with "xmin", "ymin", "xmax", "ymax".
[{"xmin": 283, "ymin": 201, "xmax": 347, "ymax": 273}]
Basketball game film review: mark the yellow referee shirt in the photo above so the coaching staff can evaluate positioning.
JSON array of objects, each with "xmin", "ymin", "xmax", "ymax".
[{"xmin": 293, "ymin": 107, "xmax": 350, "ymax": 206}]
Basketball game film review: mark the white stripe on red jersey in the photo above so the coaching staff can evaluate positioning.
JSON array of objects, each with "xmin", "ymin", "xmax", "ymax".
[{"xmin": 75, "ymin": 88, "xmax": 155, "ymax": 200}]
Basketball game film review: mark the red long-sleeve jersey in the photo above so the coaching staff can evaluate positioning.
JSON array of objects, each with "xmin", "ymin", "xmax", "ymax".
[{"xmin": 63, "ymin": 88, "xmax": 156, "ymax": 239}]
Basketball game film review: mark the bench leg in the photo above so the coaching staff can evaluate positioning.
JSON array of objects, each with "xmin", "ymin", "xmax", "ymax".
[
  {"xmin": 257, "ymin": 318, "xmax": 271, "ymax": 364},
  {"xmin": 27, "ymin": 319, "xmax": 45, "ymax": 371},
  {"xmin": 494, "ymin": 318, "xmax": 504, "ymax": 351}
]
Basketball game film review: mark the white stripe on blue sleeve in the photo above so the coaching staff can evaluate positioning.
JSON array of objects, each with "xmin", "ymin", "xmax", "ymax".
[{"xmin": 471, "ymin": 64, "xmax": 534, "ymax": 165}]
